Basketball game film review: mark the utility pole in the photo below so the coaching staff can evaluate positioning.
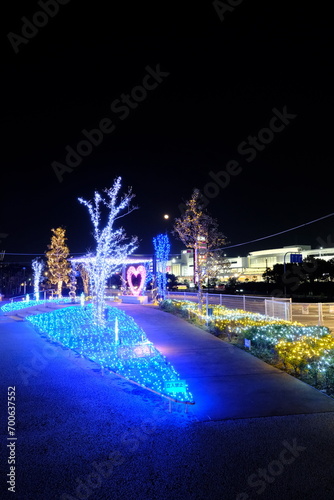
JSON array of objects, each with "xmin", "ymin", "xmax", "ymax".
[{"xmin": 283, "ymin": 251, "xmax": 302, "ymax": 297}]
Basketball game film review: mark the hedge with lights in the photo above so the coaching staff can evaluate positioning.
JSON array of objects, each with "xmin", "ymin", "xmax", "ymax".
[
  {"xmin": 160, "ymin": 299, "xmax": 303, "ymax": 334},
  {"xmin": 275, "ymin": 335, "xmax": 334, "ymax": 374},
  {"xmin": 238, "ymin": 323, "xmax": 330, "ymax": 347},
  {"xmin": 159, "ymin": 299, "xmax": 334, "ymax": 394}
]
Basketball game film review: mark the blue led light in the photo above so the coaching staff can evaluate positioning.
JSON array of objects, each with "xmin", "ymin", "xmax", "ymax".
[
  {"xmin": 0, "ymin": 297, "xmax": 72, "ymax": 314},
  {"xmin": 153, "ymin": 233, "xmax": 170, "ymax": 299},
  {"xmin": 26, "ymin": 304, "xmax": 194, "ymax": 403}
]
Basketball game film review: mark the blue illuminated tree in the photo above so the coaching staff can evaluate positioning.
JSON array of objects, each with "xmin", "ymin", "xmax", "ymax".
[
  {"xmin": 78, "ymin": 177, "xmax": 138, "ymax": 326},
  {"xmin": 153, "ymin": 233, "xmax": 170, "ymax": 299}
]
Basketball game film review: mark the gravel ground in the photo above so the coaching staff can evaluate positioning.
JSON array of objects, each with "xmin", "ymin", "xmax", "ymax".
[{"xmin": 1, "ymin": 312, "xmax": 334, "ymax": 500}]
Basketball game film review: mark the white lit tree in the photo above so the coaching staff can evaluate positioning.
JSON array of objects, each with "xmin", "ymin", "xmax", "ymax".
[
  {"xmin": 78, "ymin": 177, "xmax": 138, "ymax": 326},
  {"xmin": 31, "ymin": 258, "xmax": 44, "ymax": 301}
]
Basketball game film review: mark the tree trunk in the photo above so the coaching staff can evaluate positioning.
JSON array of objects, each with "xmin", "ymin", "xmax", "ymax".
[
  {"xmin": 194, "ymin": 244, "xmax": 202, "ymax": 311},
  {"xmin": 91, "ymin": 259, "xmax": 107, "ymax": 327},
  {"xmin": 79, "ymin": 266, "xmax": 90, "ymax": 295},
  {"xmin": 198, "ymin": 280, "xmax": 204, "ymax": 312}
]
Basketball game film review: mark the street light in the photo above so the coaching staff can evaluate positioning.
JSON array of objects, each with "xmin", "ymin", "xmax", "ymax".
[{"xmin": 283, "ymin": 251, "xmax": 302, "ymax": 297}]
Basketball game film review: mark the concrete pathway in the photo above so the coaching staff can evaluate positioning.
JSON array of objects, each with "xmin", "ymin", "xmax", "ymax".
[
  {"xmin": 114, "ymin": 303, "xmax": 334, "ymax": 421},
  {"xmin": 2, "ymin": 302, "xmax": 334, "ymax": 499},
  {"xmin": 3, "ymin": 300, "xmax": 334, "ymax": 422}
]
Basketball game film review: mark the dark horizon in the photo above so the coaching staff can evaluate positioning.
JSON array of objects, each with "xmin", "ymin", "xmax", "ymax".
[{"xmin": 1, "ymin": 1, "xmax": 333, "ymax": 260}]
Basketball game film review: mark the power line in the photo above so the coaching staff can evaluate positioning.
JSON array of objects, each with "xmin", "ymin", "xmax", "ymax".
[
  {"xmin": 218, "ymin": 212, "xmax": 334, "ymax": 251},
  {"xmin": 2, "ymin": 212, "xmax": 334, "ymax": 256}
]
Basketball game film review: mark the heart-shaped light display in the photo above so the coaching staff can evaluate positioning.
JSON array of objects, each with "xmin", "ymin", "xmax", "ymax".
[{"xmin": 127, "ymin": 265, "xmax": 146, "ymax": 296}]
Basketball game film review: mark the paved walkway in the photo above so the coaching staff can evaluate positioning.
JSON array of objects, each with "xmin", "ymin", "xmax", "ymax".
[
  {"xmin": 3, "ymin": 301, "xmax": 334, "ymax": 422},
  {"xmin": 114, "ymin": 303, "xmax": 334, "ymax": 421},
  {"xmin": 4, "ymin": 302, "xmax": 334, "ymax": 499}
]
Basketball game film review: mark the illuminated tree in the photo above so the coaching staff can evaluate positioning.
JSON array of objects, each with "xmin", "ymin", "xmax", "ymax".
[
  {"xmin": 31, "ymin": 258, "xmax": 44, "ymax": 300},
  {"xmin": 45, "ymin": 227, "xmax": 71, "ymax": 297},
  {"xmin": 173, "ymin": 189, "xmax": 228, "ymax": 305},
  {"xmin": 78, "ymin": 177, "xmax": 138, "ymax": 326},
  {"xmin": 153, "ymin": 233, "xmax": 170, "ymax": 300}
]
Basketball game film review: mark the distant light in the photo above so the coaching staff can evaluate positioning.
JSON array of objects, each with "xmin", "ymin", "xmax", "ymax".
[{"xmin": 163, "ymin": 214, "xmax": 169, "ymax": 220}]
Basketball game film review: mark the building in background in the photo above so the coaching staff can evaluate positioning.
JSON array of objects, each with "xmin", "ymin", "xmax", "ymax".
[
  {"xmin": 167, "ymin": 244, "xmax": 334, "ymax": 284},
  {"xmin": 167, "ymin": 250, "xmax": 194, "ymax": 280}
]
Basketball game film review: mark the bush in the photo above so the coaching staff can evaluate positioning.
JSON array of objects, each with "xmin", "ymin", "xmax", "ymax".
[
  {"xmin": 159, "ymin": 298, "xmax": 334, "ymax": 397},
  {"xmin": 159, "ymin": 299, "xmax": 177, "ymax": 313},
  {"xmin": 275, "ymin": 335, "xmax": 334, "ymax": 375},
  {"xmin": 239, "ymin": 324, "xmax": 330, "ymax": 349}
]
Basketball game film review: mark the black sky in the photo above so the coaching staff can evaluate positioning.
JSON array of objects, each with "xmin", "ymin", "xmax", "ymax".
[{"xmin": 1, "ymin": 1, "xmax": 333, "ymax": 261}]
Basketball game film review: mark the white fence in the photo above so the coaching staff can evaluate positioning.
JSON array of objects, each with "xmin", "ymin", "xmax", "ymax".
[
  {"xmin": 166, "ymin": 292, "xmax": 292, "ymax": 321},
  {"xmin": 291, "ymin": 302, "xmax": 334, "ymax": 328},
  {"xmin": 264, "ymin": 299, "xmax": 292, "ymax": 322},
  {"xmin": 166, "ymin": 292, "xmax": 334, "ymax": 329}
]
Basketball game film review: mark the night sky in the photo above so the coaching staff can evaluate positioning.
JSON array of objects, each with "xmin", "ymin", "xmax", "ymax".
[{"xmin": 1, "ymin": 1, "xmax": 333, "ymax": 262}]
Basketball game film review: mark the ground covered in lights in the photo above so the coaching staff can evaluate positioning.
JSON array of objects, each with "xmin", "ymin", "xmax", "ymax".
[
  {"xmin": 0, "ymin": 297, "xmax": 72, "ymax": 313},
  {"xmin": 26, "ymin": 303, "xmax": 194, "ymax": 403}
]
